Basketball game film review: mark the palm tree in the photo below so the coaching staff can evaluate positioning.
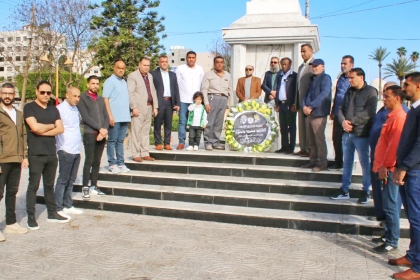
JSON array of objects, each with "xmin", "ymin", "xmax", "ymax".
[
  {"xmin": 369, "ymin": 47, "xmax": 390, "ymax": 97},
  {"xmin": 410, "ymin": 51, "xmax": 419, "ymax": 69},
  {"xmin": 397, "ymin": 47, "xmax": 407, "ymax": 59},
  {"xmin": 384, "ymin": 58, "xmax": 416, "ymax": 86}
]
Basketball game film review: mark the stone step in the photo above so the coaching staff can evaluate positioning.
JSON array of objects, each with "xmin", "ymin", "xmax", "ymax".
[
  {"xmin": 123, "ymin": 160, "xmax": 362, "ymax": 184},
  {"xmin": 97, "ymin": 169, "xmax": 367, "ymax": 198},
  {"xmin": 148, "ymin": 149, "xmax": 336, "ymax": 168},
  {"xmin": 36, "ymin": 191, "xmax": 409, "ymax": 237},
  {"xmin": 70, "ymin": 181, "xmax": 407, "ymax": 218}
]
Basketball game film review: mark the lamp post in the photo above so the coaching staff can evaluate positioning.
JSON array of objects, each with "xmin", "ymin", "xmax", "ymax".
[{"xmin": 40, "ymin": 47, "xmax": 73, "ymax": 105}]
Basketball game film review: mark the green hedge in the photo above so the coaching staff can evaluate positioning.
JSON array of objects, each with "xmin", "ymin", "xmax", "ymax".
[{"xmin": 149, "ymin": 113, "xmax": 180, "ymax": 143}]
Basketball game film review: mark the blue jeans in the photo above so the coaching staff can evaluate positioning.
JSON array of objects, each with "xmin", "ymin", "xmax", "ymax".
[
  {"xmin": 341, "ymin": 133, "xmax": 371, "ymax": 194},
  {"xmin": 381, "ymin": 171, "xmax": 401, "ymax": 247},
  {"xmin": 55, "ymin": 150, "xmax": 80, "ymax": 211},
  {"xmin": 178, "ymin": 102, "xmax": 191, "ymax": 145},
  {"xmin": 400, "ymin": 169, "xmax": 420, "ymax": 273},
  {"xmin": 107, "ymin": 122, "xmax": 129, "ymax": 166}
]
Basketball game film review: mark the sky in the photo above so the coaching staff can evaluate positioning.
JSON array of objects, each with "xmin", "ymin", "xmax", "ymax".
[{"xmin": 1, "ymin": 0, "xmax": 419, "ymax": 84}]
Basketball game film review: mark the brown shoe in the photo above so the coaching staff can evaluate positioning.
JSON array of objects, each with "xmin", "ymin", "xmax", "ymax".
[
  {"xmin": 142, "ymin": 156, "xmax": 155, "ymax": 161},
  {"xmin": 164, "ymin": 145, "xmax": 172, "ymax": 150},
  {"xmin": 393, "ymin": 268, "xmax": 420, "ymax": 280},
  {"xmin": 301, "ymin": 162, "xmax": 317, "ymax": 168},
  {"xmin": 156, "ymin": 145, "xmax": 163, "ymax": 150},
  {"xmin": 133, "ymin": 157, "xmax": 143, "ymax": 162},
  {"xmin": 300, "ymin": 152, "xmax": 310, "ymax": 157},
  {"xmin": 293, "ymin": 150, "xmax": 303, "ymax": 156},
  {"xmin": 388, "ymin": 256, "xmax": 412, "ymax": 267},
  {"xmin": 313, "ymin": 165, "xmax": 328, "ymax": 172},
  {"xmin": 177, "ymin": 144, "xmax": 184, "ymax": 150}
]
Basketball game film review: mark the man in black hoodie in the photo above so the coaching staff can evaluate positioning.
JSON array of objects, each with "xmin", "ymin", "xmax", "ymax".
[{"xmin": 77, "ymin": 75, "xmax": 109, "ymax": 199}]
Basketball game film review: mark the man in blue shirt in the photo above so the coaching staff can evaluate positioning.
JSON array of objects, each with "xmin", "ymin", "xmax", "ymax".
[
  {"xmin": 329, "ymin": 55, "xmax": 353, "ymax": 169},
  {"xmin": 103, "ymin": 59, "xmax": 132, "ymax": 174}
]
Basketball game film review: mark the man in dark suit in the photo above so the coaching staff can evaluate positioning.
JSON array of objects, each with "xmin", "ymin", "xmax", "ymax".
[
  {"xmin": 262, "ymin": 57, "xmax": 282, "ymax": 104},
  {"xmin": 150, "ymin": 55, "xmax": 180, "ymax": 150},
  {"xmin": 274, "ymin": 57, "xmax": 297, "ymax": 154}
]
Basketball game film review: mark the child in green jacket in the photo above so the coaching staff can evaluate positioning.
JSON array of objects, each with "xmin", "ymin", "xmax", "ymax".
[{"xmin": 186, "ymin": 92, "xmax": 208, "ymax": 151}]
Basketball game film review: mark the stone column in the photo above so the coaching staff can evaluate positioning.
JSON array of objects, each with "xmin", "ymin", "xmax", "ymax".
[{"xmin": 230, "ymin": 44, "xmax": 247, "ymax": 103}]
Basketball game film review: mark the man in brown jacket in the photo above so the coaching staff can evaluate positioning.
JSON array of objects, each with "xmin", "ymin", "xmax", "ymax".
[
  {"xmin": 236, "ymin": 65, "xmax": 262, "ymax": 102},
  {"xmin": 0, "ymin": 83, "xmax": 29, "ymax": 241}
]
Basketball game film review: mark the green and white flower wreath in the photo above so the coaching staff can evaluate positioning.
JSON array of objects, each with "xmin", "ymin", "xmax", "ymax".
[{"xmin": 225, "ymin": 99, "xmax": 279, "ymax": 152}]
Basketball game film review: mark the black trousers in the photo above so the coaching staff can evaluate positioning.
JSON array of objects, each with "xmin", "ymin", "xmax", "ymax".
[
  {"xmin": 154, "ymin": 99, "xmax": 173, "ymax": 145},
  {"xmin": 278, "ymin": 102, "xmax": 297, "ymax": 150},
  {"xmin": 0, "ymin": 162, "xmax": 21, "ymax": 225},
  {"xmin": 83, "ymin": 133, "xmax": 106, "ymax": 187},
  {"xmin": 332, "ymin": 116, "xmax": 344, "ymax": 166},
  {"xmin": 26, "ymin": 155, "xmax": 58, "ymax": 217},
  {"xmin": 189, "ymin": 126, "xmax": 203, "ymax": 146}
]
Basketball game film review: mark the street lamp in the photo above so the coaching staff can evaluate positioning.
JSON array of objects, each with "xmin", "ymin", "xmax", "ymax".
[{"xmin": 40, "ymin": 47, "xmax": 73, "ymax": 105}]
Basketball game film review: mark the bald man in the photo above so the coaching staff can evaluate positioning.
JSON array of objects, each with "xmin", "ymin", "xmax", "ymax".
[
  {"xmin": 54, "ymin": 87, "xmax": 84, "ymax": 219},
  {"xmin": 236, "ymin": 65, "xmax": 262, "ymax": 102}
]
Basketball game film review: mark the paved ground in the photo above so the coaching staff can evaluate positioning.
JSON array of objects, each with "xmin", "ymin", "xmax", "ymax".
[{"xmin": 1, "ymin": 102, "xmax": 410, "ymax": 280}]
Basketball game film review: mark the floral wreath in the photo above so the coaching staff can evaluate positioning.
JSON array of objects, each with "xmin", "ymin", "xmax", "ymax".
[{"xmin": 225, "ymin": 99, "xmax": 279, "ymax": 152}]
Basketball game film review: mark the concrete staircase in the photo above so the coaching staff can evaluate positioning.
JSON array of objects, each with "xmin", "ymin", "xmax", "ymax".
[{"xmin": 37, "ymin": 150, "xmax": 408, "ymax": 236}]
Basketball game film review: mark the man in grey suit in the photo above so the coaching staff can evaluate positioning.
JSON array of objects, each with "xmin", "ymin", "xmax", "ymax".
[
  {"xmin": 293, "ymin": 44, "xmax": 315, "ymax": 157},
  {"xmin": 127, "ymin": 57, "xmax": 158, "ymax": 162}
]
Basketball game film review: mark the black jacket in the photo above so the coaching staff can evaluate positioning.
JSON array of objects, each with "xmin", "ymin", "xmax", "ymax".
[
  {"xmin": 150, "ymin": 68, "xmax": 180, "ymax": 108},
  {"xmin": 262, "ymin": 71, "xmax": 282, "ymax": 103},
  {"xmin": 338, "ymin": 83, "xmax": 377, "ymax": 138},
  {"xmin": 274, "ymin": 71, "xmax": 297, "ymax": 107},
  {"xmin": 77, "ymin": 92, "xmax": 109, "ymax": 134}
]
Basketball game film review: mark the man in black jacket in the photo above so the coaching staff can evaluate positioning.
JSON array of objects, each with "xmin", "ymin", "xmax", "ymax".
[
  {"xmin": 150, "ymin": 55, "xmax": 180, "ymax": 150},
  {"xmin": 77, "ymin": 75, "xmax": 110, "ymax": 199},
  {"xmin": 262, "ymin": 57, "xmax": 282, "ymax": 104},
  {"xmin": 330, "ymin": 68, "xmax": 377, "ymax": 204},
  {"xmin": 274, "ymin": 57, "xmax": 297, "ymax": 154}
]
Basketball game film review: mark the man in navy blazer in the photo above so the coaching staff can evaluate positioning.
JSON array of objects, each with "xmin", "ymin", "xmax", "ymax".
[
  {"xmin": 301, "ymin": 59, "xmax": 332, "ymax": 172},
  {"xmin": 150, "ymin": 55, "xmax": 180, "ymax": 150},
  {"xmin": 274, "ymin": 57, "xmax": 297, "ymax": 154},
  {"xmin": 262, "ymin": 57, "xmax": 282, "ymax": 103}
]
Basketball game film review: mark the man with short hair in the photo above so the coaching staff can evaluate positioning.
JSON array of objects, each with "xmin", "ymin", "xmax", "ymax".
[
  {"xmin": 201, "ymin": 56, "xmax": 234, "ymax": 150},
  {"xmin": 389, "ymin": 72, "xmax": 420, "ymax": 279},
  {"xmin": 274, "ymin": 57, "xmax": 297, "ymax": 154},
  {"xmin": 0, "ymin": 83, "xmax": 29, "ymax": 241},
  {"xmin": 54, "ymin": 87, "xmax": 83, "ymax": 219},
  {"xmin": 24, "ymin": 81, "xmax": 68, "ymax": 229},
  {"xmin": 293, "ymin": 44, "xmax": 315, "ymax": 157},
  {"xmin": 371, "ymin": 85, "xmax": 406, "ymax": 253},
  {"xmin": 128, "ymin": 57, "xmax": 158, "ymax": 161},
  {"xmin": 77, "ymin": 75, "xmax": 109, "ymax": 199},
  {"xmin": 103, "ymin": 59, "xmax": 131, "ymax": 174},
  {"xmin": 300, "ymin": 59, "xmax": 332, "ymax": 171},
  {"xmin": 236, "ymin": 65, "xmax": 262, "ymax": 102},
  {"xmin": 329, "ymin": 55, "xmax": 354, "ymax": 169},
  {"xmin": 262, "ymin": 57, "xmax": 281, "ymax": 104},
  {"xmin": 175, "ymin": 51, "xmax": 204, "ymax": 150},
  {"xmin": 151, "ymin": 55, "xmax": 180, "ymax": 150},
  {"xmin": 330, "ymin": 68, "xmax": 377, "ymax": 204}
]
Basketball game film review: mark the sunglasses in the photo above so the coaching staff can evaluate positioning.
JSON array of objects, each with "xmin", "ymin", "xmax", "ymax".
[
  {"xmin": 39, "ymin": 91, "xmax": 52, "ymax": 96},
  {"xmin": 245, "ymin": 68, "xmax": 253, "ymax": 71},
  {"xmin": 270, "ymin": 61, "xmax": 278, "ymax": 64}
]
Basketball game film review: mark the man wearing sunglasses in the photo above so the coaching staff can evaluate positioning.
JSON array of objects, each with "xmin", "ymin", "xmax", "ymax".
[
  {"xmin": 0, "ymin": 83, "xmax": 29, "ymax": 241},
  {"xmin": 235, "ymin": 65, "xmax": 262, "ymax": 102},
  {"xmin": 24, "ymin": 81, "xmax": 68, "ymax": 230},
  {"xmin": 262, "ymin": 57, "xmax": 282, "ymax": 104}
]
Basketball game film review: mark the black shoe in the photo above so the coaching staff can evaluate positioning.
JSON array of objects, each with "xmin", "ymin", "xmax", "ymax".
[
  {"xmin": 357, "ymin": 191, "xmax": 370, "ymax": 204},
  {"xmin": 330, "ymin": 189, "xmax": 350, "ymax": 200},
  {"xmin": 47, "ymin": 212, "xmax": 70, "ymax": 223},
  {"xmin": 373, "ymin": 243, "xmax": 398, "ymax": 253},
  {"xmin": 301, "ymin": 162, "xmax": 317, "ymax": 168},
  {"xmin": 275, "ymin": 148, "xmax": 286, "ymax": 153},
  {"xmin": 27, "ymin": 216, "xmax": 40, "ymax": 230},
  {"xmin": 328, "ymin": 164, "xmax": 343, "ymax": 170},
  {"xmin": 372, "ymin": 236, "xmax": 386, "ymax": 243},
  {"xmin": 284, "ymin": 149, "xmax": 294, "ymax": 154}
]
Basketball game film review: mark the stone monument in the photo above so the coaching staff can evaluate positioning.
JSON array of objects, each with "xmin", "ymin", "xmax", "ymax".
[{"xmin": 223, "ymin": 0, "xmax": 320, "ymax": 94}]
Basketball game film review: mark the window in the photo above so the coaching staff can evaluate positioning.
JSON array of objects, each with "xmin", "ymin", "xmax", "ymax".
[
  {"xmin": 180, "ymin": 58, "xmax": 185, "ymax": 61},
  {"xmin": 0, "ymin": 47, "xmax": 3, "ymax": 52},
  {"xmin": 172, "ymin": 53, "xmax": 174, "ymax": 56},
  {"xmin": 7, "ymin": 66, "xmax": 12, "ymax": 71},
  {"xmin": 23, "ymin": 46, "xmax": 27, "ymax": 51},
  {"xmin": 23, "ymin": 56, "xmax": 27, "ymax": 61},
  {"xmin": 86, "ymin": 63, "xmax": 91, "ymax": 67},
  {"xmin": 7, "ymin": 76, "xmax": 11, "ymax": 81},
  {"xmin": 0, "ymin": 67, "xmax": 4, "ymax": 71},
  {"xmin": 23, "ymin": 36, "xmax": 27, "ymax": 41},
  {"xmin": 0, "ymin": 38, "xmax": 4, "ymax": 42},
  {"xmin": 94, "ymin": 70, "xmax": 98, "ymax": 73},
  {"xmin": 16, "ymin": 56, "xmax": 21, "ymax": 61},
  {"xmin": 171, "ymin": 60, "xmax": 174, "ymax": 63},
  {"xmin": 7, "ymin": 37, "xmax": 12, "ymax": 42},
  {"xmin": 16, "ymin": 46, "xmax": 22, "ymax": 52},
  {"xmin": 14, "ymin": 66, "xmax": 19, "ymax": 71},
  {"xmin": 7, "ymin": 47, "xmax": 12, "ymax": 51},
  {"xmin": 7, "ymin": 57, "xmax": 12, "ymax": 62},
  {"xmin": 0, "ymin": 57, "xmax": 3, "ymax": 62},
  {"xmin": 16, "ymin": 37, "xmax": 21, "ymax": 41}
]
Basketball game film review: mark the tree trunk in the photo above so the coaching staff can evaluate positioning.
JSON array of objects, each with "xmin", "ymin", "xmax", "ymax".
[{"xmin": 378, "ymin": 63, "xmax": 382, "ymax": 100}]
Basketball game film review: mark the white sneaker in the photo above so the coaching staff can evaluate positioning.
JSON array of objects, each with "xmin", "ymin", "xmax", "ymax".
[
  {"xmin": 108, "ymin": 165, "xmax": 121, "ymax": 174},
  {"xmin": 63, "ymin": 206, "xmax": 83, "ymax": 215},
  {"xmin": 186, "ymin": 146, "xmax": 194, "ymax": 151},
  {"xmin": 57, "ymin": 211, "xmax": 72, "ymax": 220},
  {"xmin": 4, "ymin": 223, "xmax": 29, "ymax": 234},
  {"xmin": 118, "ymin": 165, "xmax": 131, "ymax": 173},
  {"xmin": 0, "ymin": 231, "xmax": 5, "ymax": 242},
  {"xmin": 193, "ymin": 146, "xmax": 199, "ymax": 151},
  {"xmin": 90, "ymin": 186, "xmax": 106, "ymax": 195}
]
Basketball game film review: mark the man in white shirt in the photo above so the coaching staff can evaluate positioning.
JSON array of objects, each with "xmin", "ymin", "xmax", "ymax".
[
  {"xmin": 175, "ymin": 51, "xmax": 204, "ymax": 150},
  {"xmin": 54, "ymin": 87, "xmax": 83, "ymax": 219}
]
